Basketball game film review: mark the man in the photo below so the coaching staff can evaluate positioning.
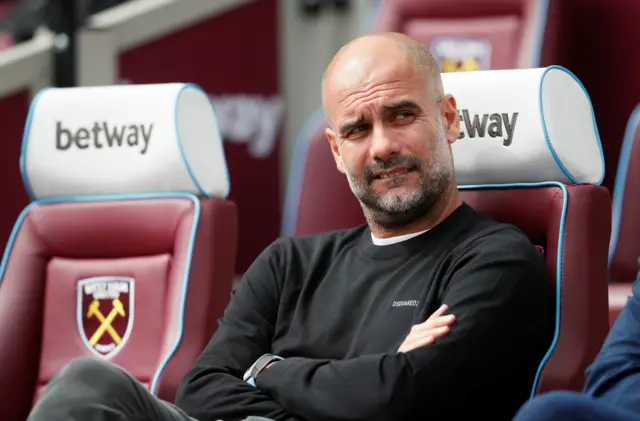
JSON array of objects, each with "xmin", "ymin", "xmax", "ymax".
[
  {"xmin": 27, "ymin": 32, "xmax": 553, "ymax": 421},
  {"xmin": 514, "ymin": 278, "xmax": 640, "ymax": 421}
]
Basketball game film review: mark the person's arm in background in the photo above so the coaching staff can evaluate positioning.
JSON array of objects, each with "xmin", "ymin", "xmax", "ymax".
[
  {"xmin": 175, "ymin": 240, "xmax": 301, "ymax": 421},
  {"xmin": 254, "ymin": 229, "xmax": 553, "ymax": 421},
  {"xmin": 584, "ymin": 279, "xmax": 640, "ymax": 412}
]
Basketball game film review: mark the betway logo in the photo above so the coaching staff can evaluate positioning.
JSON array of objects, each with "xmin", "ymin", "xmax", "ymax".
[
  {"xmin": 56, "ymin": 121, "xmax": 153, "ymax": 154},
  {"xmin": 116, "ymin": 79, "xmax": 284, "ymax": 160},
  {"xmin": 210, "ymin": 95, "xmax": 284, "ymax": 159},
  {"xmin": 458, "ymin": 109, "xmax": 518, "ymax": 146}
]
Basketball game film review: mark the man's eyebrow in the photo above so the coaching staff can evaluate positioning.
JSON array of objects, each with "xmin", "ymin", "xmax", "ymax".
[
  {"xmin": 338, "ymin": 116, "xmax": 367, "ymax": 136},
  {"xmin": 383, "ymin": 101, "xmax": 422, "ymax": 113}
]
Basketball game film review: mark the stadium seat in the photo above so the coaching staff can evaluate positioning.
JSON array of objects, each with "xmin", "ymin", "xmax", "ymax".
[
  {"xmin": 283, "ymin": 67, "xmax": 610, "ymax": 394},
  {"xmin": 373, "ymin": 0, "xmax": 562, "ymax": 72},
  {"xmin": 607, "ymin": 104, "xmax": 640, "ymax": 326},
  {"xmin": 0, "ymin": 83, "xmax": 238, "ymax": 420},
  {"xmin": 565, "ymin": 0, "xmax": 640, "ymax": 191}
]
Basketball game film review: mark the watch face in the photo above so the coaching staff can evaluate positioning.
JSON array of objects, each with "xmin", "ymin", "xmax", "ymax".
[
  {"xmin": 244, "ymin": 354, "xmax": 274, "ymax": 381},
  {"xmin": 252, "ymin": 354, "xmax": 275, "ymax": 378}
]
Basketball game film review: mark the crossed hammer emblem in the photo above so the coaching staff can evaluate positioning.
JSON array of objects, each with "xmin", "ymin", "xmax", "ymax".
[
  {"xmin": 441, "ymin": 57, "xmax": 480, "ymax": 73},
  {"xmin": 86, "ymin": 298, "xmax": 125, "ymax": 346}
]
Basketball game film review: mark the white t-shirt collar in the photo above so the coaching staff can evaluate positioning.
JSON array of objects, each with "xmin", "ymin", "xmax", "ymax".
[{"xmin": 371, "ymin": 229, "xmax": 429, "ymax": 246}]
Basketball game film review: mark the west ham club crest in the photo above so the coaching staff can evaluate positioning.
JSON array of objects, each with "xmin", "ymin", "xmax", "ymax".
[{"xmin": 77, "ymin": 276, "xmax": 135, "ymax": 359}]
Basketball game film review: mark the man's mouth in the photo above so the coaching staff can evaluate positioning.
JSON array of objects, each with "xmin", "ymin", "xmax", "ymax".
[{"xmin": 372, "ymin": 166, "xmax": 412, "ymax": 180}]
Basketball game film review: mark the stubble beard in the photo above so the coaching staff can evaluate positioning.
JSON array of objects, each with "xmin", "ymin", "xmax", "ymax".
[{"xmin": 343, "ymin": 119, "xmax": 454, "ymax": 230}]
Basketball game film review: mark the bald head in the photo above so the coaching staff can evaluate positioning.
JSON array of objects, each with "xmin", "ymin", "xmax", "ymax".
[{"xmin": 322, "ymin": 32, "xmax": 444, "ymax": 118}]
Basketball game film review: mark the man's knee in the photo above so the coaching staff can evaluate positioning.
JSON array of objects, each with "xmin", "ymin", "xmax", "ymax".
[
  {"xmin": 30, "ymin": 357, "xmax": 150, "ymax": 420},
  {"xmin": 59, "ymin": 356, "xmax": 122, "ymax": 379},
  {"xmin": 514, "ymin": 391, "xmax": 593, "ymax": 421},
  {"xmin": 48, "ymin": 357, "xmax": 133, "ymax": 399}
]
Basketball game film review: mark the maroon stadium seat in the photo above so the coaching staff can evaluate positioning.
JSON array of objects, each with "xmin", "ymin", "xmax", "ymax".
[
  {"xmin": 607, "ymin": 104, "xmax": 640, "ymax": 326},
  {"xmin": 282, "ymin": 67, "xmax": 610, "ymax": 394},
  {"xmin": 374, "ymin": 0, "xmax": 564, "ymax": 71},
  {"xmin": 0, "ymin": 83, "xmax": 238, "ymax": 420},
  {"xmin": 564, "ymin": 0, "xmax": 640, "ymax": 191}
]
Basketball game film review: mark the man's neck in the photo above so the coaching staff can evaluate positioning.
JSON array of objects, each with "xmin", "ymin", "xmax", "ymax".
[{"xmin": 368, "ymin": 189, "xmax": 463, "ymax": 239}]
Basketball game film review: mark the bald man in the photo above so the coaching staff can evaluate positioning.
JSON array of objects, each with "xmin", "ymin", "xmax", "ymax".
[{"xmin": 27, "ymin": 33, "xmax": 553, "ymax": 421}]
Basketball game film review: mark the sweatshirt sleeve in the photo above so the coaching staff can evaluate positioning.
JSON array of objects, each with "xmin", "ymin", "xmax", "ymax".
[
  {"xmin": 255, "ymin": 230, "xmax": 553, "ymax": 421},
  {"xmin": 583, "ymin": 279, "xmax": 640, "ymax": 412},
  {"xmin": 175, "ymin": 240, "xmax": 301, "ymax": 421}
]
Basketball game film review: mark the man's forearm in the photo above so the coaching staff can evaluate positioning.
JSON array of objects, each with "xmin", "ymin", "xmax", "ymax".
[
  {"xmin": 255, "ymin": 353, "xmax": 415, "ymax": 421},
  {"xmin": 176, "ymin": 370, "xmax": 301, "ymax": 421}
]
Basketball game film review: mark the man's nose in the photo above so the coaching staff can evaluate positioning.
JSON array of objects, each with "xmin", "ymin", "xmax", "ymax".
[{"xmin": 369, "ymin": 125, "xmax": 399, "ymax": 161}]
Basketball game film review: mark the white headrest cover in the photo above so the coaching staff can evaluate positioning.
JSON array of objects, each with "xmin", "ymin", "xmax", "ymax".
[
  {"xmin": 22, "ymin": 83, "xmax": 230, "ymax": 199},
  {"xmin": 444, "ymin": 66, "xmax": 604, "ymax": 186}
]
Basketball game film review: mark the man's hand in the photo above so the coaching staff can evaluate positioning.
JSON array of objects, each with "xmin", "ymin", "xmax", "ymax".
[{"xmin": 397, "ymin": 304, "xmax": 455, "ymax": 353}]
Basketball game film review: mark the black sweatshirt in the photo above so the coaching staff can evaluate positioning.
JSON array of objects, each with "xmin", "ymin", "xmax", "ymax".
[{"xmin": 175, "ymin": 203, "xmax": 554, "ymax": 421}]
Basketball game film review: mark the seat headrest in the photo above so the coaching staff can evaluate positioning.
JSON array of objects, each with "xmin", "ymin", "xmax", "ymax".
[
  {"xmin": 21, "ymin": 83, "xmax": 230, "ymax": 200},
  {"xmin": 444, "ymin": 66, "xmax": 605, "ymax": 186}
]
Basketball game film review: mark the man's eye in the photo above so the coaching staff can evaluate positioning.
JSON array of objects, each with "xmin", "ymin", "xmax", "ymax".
[
  {"xmin": 352, "ymin": 125, "xmax": 367, "ymax": 133},
  {"xmin": 394, "ymin": 112, "xmax": 416, "ymax": 124},
  {"xmin": 347, "ymin": 125, "xmax": 369, "ymax": 138}
]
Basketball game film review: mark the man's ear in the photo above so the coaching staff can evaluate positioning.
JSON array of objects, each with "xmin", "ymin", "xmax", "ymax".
[
  {"xmin": 441, "ymin": 94, "xmax": 460, "ymax": 144},
  {"xmin": 326, "ymin": 128, "xmax": 346, "ymax": 174}
]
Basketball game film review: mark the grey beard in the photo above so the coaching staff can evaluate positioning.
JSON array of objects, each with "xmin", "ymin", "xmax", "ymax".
[{"xmin": 344, "ymin": 123, "xmax": 453, "ymax": 229}]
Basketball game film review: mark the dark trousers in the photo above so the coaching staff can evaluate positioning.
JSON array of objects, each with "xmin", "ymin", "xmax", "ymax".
[
  {"xmin": 28, "ymin": 357, "xmax": 275, "ymax": 421},
  {"xmin": 28, "ymin": 357, "xmax": 195, "ymax": 421}
]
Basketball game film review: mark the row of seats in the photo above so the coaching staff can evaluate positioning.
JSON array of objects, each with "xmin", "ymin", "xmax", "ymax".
[{"xmin": 0, "ymin": 67, "xmax": 626, "ymax": 417}]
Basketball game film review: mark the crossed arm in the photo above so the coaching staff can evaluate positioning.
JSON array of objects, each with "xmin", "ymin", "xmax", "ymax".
[
  {"xmin": 175, "ymin": 241, "xmax": 299, "ymax": 421},
  {"xmin": 176, "ymin": 235, "xmax": 553, "ymax": 421}
]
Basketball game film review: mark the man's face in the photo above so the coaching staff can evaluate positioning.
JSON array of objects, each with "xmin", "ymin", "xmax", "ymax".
[{"xmin": 325, "ymin": 56, "xmax": 458, "ymax": 228}]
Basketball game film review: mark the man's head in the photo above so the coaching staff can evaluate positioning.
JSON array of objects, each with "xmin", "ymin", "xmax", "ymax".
[{"xmin": 322, "ymin": 32, "xmax": 461, "ymax": 232}]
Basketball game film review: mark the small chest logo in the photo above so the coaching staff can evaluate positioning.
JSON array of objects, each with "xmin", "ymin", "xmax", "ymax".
[
  {"xmin": 77, "ymin": 276, "xmax": 135, "ymax": 359},
  {"xmin": 392, "ymin": 300, "xmax": 420, "ymax": 308}
]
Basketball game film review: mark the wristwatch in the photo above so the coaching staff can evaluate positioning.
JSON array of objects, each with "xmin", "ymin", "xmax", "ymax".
[{"xmin": 243, "ymin": 354, "xmax": 282, "ymax": 382}]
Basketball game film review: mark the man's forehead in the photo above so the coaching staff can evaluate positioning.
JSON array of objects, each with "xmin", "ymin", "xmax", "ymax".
[
  {"xmin": 330, "ymin": 54, "xmax": 419, "ymax": 92},
  {"xmin": 340, "ymin": 95, "xmax": 420, "ymax": 119},
  {"xmin": 327, "ymin": 66, "xmax": 425, "ymax": 118},
  {"xmin": 323, "ymin": 34, "xmax": 433, "ymax": 123}
]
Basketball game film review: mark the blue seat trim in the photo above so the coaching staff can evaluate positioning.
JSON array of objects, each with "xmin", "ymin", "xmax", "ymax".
[
  {"xmin": 460, "ymin": 181, "xmax": 566, "ymax": 399},
  {"xmin": 0, "ymin": 192, "xmax": 201, "ymax": 396},
  {"xmin": 281, "ymin": 108, "xmax": 326, "ymax": 236},
  {"xmin": 538, "ymin": 66, "xmax": 605, "ymax": 186},
  {"xmin": 608, "ymin": 104, "xmax": 640, "ymax": 279},
  {"xmin": 19, "ymin": 87, "xmax": 51, "ymax": 201}
]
